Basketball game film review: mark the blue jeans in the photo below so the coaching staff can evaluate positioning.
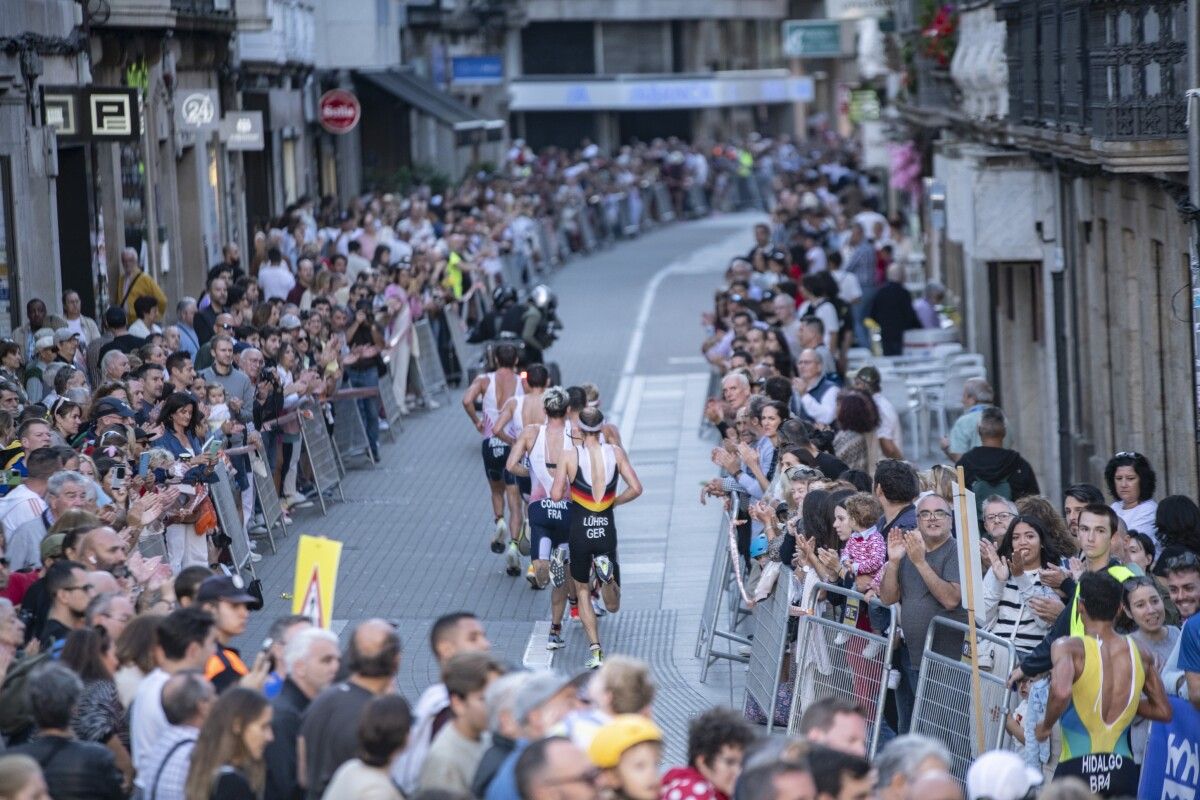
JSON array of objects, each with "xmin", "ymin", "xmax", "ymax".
[
  {"xmin": 346, "ymin": 367, "xmax": 381, "ymax": 456},
  {"xmin": 892, "ymin": 646, "xmax": 921, "ymax": 735}
]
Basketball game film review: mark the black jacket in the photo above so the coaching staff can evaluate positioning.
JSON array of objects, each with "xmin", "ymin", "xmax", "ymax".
[
  {"xmin": 12, "ymin": 733, "xmax": 124, "ymax": 800},
  {"xmin": 265, "ymin": 678, "xmax": 311, "ymax": 800},
  {"xmin": 957, "ymin": 446, "xmax": 1040, "ymax": 500},
  {"xmin": 471, "ymin": 733, "xmax": 517, "ymax": 798}
]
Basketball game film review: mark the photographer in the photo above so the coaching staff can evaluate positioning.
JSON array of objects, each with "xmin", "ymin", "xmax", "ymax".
[
  {"xmin": 344, "ymin": 299, "xmax": 386, "ymax": 463},
  {"xmin": 503, "ymin": 284, "xmax": 560, "ymax": 366}
]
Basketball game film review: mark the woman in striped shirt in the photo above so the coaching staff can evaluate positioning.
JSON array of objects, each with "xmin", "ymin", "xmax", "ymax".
[{"xmin": 980, "ymin": 515, "xmax": 1068, "ymax": 664}]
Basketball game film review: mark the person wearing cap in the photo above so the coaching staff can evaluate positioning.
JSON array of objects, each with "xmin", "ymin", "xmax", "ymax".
[
  {"xmin": 196, "ymin": 574, "xmax": 264, "ymax": 693},
  {"xmin": 587, "ymin": 715, "xmax": 661, "ymax": 800},
  {"xmin": 964, "ymin": 750, "xmax": 1040, "ymax": 800},
  {"xmin": 52, "ymin": 327, "xmax": 83, "ymax": 371},
  {"xmin": 852, "ymin": 366, "xmax": 903, "ymax": 459},
  {"xmin": 22, "ymin": 328, "xmax": 57, "ymax": 404},
  {"xmin": 484, "ymin": 670, "xmax": 584, "ymax": 800}
]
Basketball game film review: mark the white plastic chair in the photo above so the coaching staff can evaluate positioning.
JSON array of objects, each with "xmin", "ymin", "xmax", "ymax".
[
  {"xmin": 946, "ymin": 353, "xmax": 986, "ymax": 372},
  {"xmin": 879, "ymin": 377, "xmax": 922, "ymax": 459},
  {"xmin": 930, "ymin": 343, "xmax": 964, "ymax": 361}
]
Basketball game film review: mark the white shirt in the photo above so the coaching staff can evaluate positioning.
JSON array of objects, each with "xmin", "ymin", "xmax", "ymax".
[
  {"xmin": 798, "ymin": 300, "xmax": 840, "ymax": 349},
  {"xmin": 873, "ymin": 391, "xmax": 900, "ymax": 444},
  {"xmin": 806, "ymin": 245, "xmax": 828, "ymax": 273},
  {"xmin": 128, "ymin": 320, "xmax": 162, "ymax": 338},
  {"xmin": 131, "ymin": 667, "xmax": 171, "ymax": 777},
  {"xmin": 832, "ymin": 269, "xmax": 863, "ymax": 304},
  {"xmin": 0, "ymin": 484, "xmax": 45, "ymax": 547},
  {"xmin": 799, "ymin": 382, "xmax": 839, "ymax": 425},
  {"xmin": 1112, "ymin": 499, "xmax": 1159, "ymax": 545},
  {"xmin": 257, "ymin": 262, "xmax": 296, "ymax": 301},
  {"xmin": 346, "ymin": 253, "xmax": 373, "ymax": 283}
]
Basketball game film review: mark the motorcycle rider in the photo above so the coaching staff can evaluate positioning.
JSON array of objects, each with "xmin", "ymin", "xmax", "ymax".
[
  {"xmin": 469, "ymin": 286, "xmax": 519, "ymax": 344},
  {"xmin": 501, "ymin": 284, "xmax": 560, "ymax": 366}
]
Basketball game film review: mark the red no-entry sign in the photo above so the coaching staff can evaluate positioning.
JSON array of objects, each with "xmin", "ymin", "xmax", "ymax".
[{"xmin": 318, "ymin": 89, "xmax": 361, "ymax": 134}]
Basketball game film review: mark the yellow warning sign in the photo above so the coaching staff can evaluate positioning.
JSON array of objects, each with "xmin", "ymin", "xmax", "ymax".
[{"xmin": 292, "ymin": 535, "xmax": 342, "ymax": 628}]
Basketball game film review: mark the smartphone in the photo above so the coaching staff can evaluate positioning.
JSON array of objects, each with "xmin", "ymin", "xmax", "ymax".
[
  {"xmin": 138, "ymin": 452, "xmax": 151, "ymax": 478},
  {"xmin": 110, "ymin": 465, "xmax": 126, "ymax": 490},
  {"xmin": 261, "ymin": 637, "xmax": 276, "ymax": 672},
  {"xmin": 203, "ymin": 435, "xmax": 222, "ymax": 456}
]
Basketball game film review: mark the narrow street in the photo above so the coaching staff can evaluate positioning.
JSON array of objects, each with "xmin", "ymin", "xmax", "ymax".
[{"xmin": 241, "ymin": 214, "xmax": 760, "ymax": 759}]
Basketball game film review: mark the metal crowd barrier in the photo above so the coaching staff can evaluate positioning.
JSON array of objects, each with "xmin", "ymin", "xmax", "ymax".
[
  {"xmin": 378, "ymin": 362, "xmax": 405, "ymax": 442},
  {"xmin": 697, "ymin": 502, "xmax": 751, "ymax": 682},
  {"xmin": 444, "ymin": 306, "xmax": 478, "ymax": 387},
  {"xmin": 249, "ymin": 441, "xmax": 288, "ymax": 545},
  {"xmin": 413, "ymin": 318, "xmax": 450, "ymax": 405},
  {"xmin": 224, "ymin": 442, "xmax": 282, "ymax": 554},
  {"xmin": 788, "ymin": 583, "xmax": 896, "ymax": 757},
  {"xmin": 743, "ymin": 571, "xmax": 794, "ymax": 733},
  {"xmin": 911, "ymin": 618, "xmax": 1016, "ymax": 781},
  {"xmin": 331, "ymin": 387, "xmax": 377, "ymax": 467},
  {"xmin": 653, "ymin": 182, "xmax": 676, "ymax": 223},
  {"xmin": 210, "ymin": 461, "xmax": 259, "ymax": 578},
  {"xmin": 299, "ymin": 404, "xmax": 346, "ymax": 515}
]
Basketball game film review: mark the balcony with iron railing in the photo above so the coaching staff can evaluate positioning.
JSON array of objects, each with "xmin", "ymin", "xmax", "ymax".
[{"xmin": 896, "ymin": 0, "xmax": 1187, "ymax": 168}]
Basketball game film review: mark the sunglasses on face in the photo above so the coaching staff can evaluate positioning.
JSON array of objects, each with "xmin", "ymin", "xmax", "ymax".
[{"xmin": 1114, "ymin": 451, "xmax": 1141, "ymax": 460}]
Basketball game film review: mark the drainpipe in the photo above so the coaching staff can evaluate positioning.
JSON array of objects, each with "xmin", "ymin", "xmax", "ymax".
[{"xmin": 1189, "ymin": 0, "xmax": 1200, "ymax": 470}]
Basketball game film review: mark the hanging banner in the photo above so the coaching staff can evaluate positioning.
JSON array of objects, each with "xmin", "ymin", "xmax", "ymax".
[
  {"xmin": 292, "ymin": 535, "xmax": 343, "ymax": 628},
  {"xmin": 1139, "ymin": 697, "xmax": 1200, "ymax": 800}
]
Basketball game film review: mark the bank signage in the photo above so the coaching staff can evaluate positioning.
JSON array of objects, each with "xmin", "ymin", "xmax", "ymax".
[
  {"xmin": 452, "ymin": 56, "xmax": 504, "ymax": 86},
  {"xmin": 42, "ymin": 87, "xmax": 142, "ymax": 141},
  {"xmin": 219, "ymin": 111, "xmax": 265, "ymax": 151},
  {"xmin": 176, "ymin": 89, "xmax": 221, "ymax": 132}
]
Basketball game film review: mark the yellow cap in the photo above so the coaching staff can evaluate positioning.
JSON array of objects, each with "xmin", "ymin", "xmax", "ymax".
[{"xmin": 587, "ymin": 714, "xmax": 663, "ymax": 768}]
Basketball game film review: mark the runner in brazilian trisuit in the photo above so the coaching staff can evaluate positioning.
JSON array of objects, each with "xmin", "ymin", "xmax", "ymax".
[
  {"xmin": 461, "ymin": 342, "xmax": 524, "ymax": 574},
  {"xmin": 495, "ymin": 364, "xmax": 550, "ymax": 581},
  {"xmin": 507, "ymin": 385, "xmax": 575, "ymax": 649},
  {"xmin": 551, "ymin": 406, "xmax": 643, "ymax": 669}
]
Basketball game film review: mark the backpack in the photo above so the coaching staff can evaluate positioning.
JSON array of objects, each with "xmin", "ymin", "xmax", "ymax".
[
  {"xmin": 971, "ymin": 476, "xmax": 1012, "ymax": 517},
  {"xmin": 0, "ymin": 649, "xmax": 54, "ymax": 744}
]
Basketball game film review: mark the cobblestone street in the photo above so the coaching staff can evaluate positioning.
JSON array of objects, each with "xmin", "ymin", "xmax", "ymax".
[{"xmin": 238, "ymin": 214, "xmax": 761, "ymax": 757}]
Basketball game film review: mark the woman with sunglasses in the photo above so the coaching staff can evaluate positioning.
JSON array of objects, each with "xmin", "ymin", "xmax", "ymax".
[{"xmin": 1105, "ymin": 451, "xmax": 1158, "ymax": 545}]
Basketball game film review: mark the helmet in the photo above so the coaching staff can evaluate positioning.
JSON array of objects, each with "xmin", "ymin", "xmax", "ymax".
[
  {"xmin": 492, "ymin": 286, "xmax": 518, "ymax": 308},
  {"xmin": 530, "ymin": 284, "xmax": 554, "ymax": 310}
]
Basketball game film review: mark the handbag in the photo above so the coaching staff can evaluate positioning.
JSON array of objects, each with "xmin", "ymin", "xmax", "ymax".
[{"xmin": 167, "ymin": 485, "xmax": 217, "ymax": 534}]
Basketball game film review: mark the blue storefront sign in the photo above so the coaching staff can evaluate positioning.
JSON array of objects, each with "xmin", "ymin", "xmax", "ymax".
[{"xmin": 452, "ymin": 56, "xmax": 504, "ymax": 86}]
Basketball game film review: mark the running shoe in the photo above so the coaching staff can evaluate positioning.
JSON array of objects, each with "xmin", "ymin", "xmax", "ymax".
[
  {"xmin": 547, "ymin": 628, "xmax": 566, "ymax": 650},
  {"xmin": 525, "ymin": 564, "xmax": 544, "ymax": 590},
  {"xmin": 594, "ymin": 555, "xmax": 615, "ymax": 584},
  {"xmin": 569, "ymin": 603, "xmax": 580, "ymax": 622},
  {"xmin": 549, "ymin": 548, "xmax": 567, "ymax": 588},
  {"xmin": 505, "ymin": 541, "xmax": 521, "ymax": 576},
  {"xmin": 585, "ymin": 646, "xmax": 604, "ymax": 670},
  {"xmin": 517, "ymin": 519, "xmax": 531, "ymax": 556},
  {"xmin": 490, "ymin": 519, "xmax": 507, "ymax": 554},
  {"xmin": 592, "ymin": 598, "xmax": 608, "ymax": 618}
]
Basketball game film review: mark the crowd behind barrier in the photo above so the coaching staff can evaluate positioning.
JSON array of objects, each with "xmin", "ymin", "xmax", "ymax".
[
  {"xmin": 695, "ymin": 136, "xmax": 1200, "ymax": 799},
  {"xmin": 0, "ymin": 129, "xmax": 1180, "ymax": 800}
]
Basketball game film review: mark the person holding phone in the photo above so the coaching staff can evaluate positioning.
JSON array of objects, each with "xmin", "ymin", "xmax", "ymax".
[{"xmin": 152, "ymin": 392, "xmax": 216, "ymax": 574}]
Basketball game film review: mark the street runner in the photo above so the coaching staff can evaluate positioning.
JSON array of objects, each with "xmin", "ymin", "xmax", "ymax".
[
  {"xmin": 496, "ymin": 364, "xmax": 551, "ymax": 574},
  {"xmin": 462, "ymin": 342, "xmax": 525, "ymax": 575},
  {"xmin": 507, "ymin": 386, "xmax": 574, "ymax": 647},
  {"xmin": 552, "ymin": 407, "xmax": 643, "ymax": 668}
]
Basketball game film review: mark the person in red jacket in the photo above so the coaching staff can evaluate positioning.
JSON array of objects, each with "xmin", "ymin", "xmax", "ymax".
[{"xmin": 660, "ymin": 708, "xmax": 755, "ymax": 800}]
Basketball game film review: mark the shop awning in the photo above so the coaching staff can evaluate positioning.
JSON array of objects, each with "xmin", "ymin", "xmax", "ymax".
[{"xmin": 355, "ymin": 70, "xmax": 506, "ymax": 146}]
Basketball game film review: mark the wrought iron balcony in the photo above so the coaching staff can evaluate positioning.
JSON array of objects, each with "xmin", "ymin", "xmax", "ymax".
[{"xmin": 997, "ymin": 0, "xmax": 1186, "ymax": 140}]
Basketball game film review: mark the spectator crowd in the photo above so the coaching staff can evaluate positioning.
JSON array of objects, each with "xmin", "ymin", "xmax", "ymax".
[{"xmin": 0, "ymin": 130, "xmax": 1181, "ymax": 800}]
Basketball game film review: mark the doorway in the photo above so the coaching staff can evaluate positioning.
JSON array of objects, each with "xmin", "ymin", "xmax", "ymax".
[{"xmin": 56, "ymin": 146, "xmax": 97, "ymax": 316}]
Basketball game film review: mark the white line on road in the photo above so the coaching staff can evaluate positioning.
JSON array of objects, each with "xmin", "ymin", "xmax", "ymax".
[{"xmin": 608, "ymin": 219, "xmax": 760, "ymax": 428}]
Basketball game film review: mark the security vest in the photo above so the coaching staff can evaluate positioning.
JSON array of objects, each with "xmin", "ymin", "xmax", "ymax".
[{"xmin": 1068, "ymin": 561, "xmax": 1137, "ymax": 636}]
